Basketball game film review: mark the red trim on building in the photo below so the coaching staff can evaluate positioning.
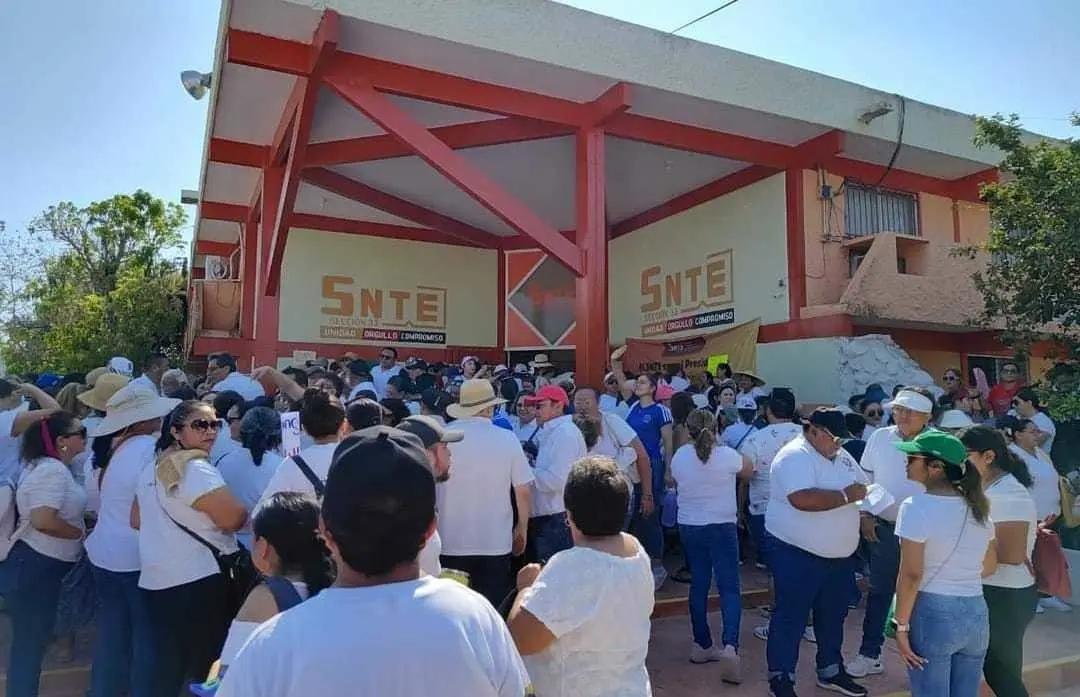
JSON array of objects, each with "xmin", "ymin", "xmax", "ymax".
[
  {"xmin": 826, "ymin": 157, "xmax": 989, "ymax": 203},
  {"xmin": 785, "ymin": 169, "xmax": 807, "ymax": 321},
  {"xmin": 952, "ymin": 201, "xmax": 961, "ymax": 243},
  {"xmin": 209, "ymin": 139, "xmax": 267, "ymax": 168},
  {"xmin": 497, "ymin": 250, "xmax": 507, "ymax": 353},
  {"xmin": 323, "ymin": 70, "xmax": 583, "ymax": 274},
  {"xmin": 303, "ymin": 118, "xmax": 572, "ymax": 168},
  {"xmin": 290, "ymin": 213, "xmax": 485, "ymax": 248},
  {"xmin": 227, "ymin": 30, "xmax": 309, "ymax": 76},
  {"xmin": 301, "ymin": 168, "xmax": 497, "ymax": 248},
  {"xmin": 757, "ymin": 314, "xmax": 854, "ymax": 343},
  {"xmin": 239, "ymin": 213, "xmax": 258, "ymax": 340},
  {"xmin": 610, "ymin": 165, "xmax": 779, "ymax": 239},
  {"xmin": 583, "ymin": 83, "xmax": 631, "ymax": 127},
  {"xmin": 194, "ymin": 240, "xmax": 238, "ymax": 257},
  {"xmin": 200, "ymin": 201, "xmax": 247, "ymax": 222}
]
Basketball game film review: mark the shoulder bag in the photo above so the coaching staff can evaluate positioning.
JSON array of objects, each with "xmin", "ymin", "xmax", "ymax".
[{"xmin": 292, "ymin": 455, "xmax": 325, "ymax": 497}]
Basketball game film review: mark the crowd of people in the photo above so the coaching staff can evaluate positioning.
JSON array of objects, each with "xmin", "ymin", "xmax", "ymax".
[{"xmin": 0, "ymin": 348, "xmax": 1075, "ymax": 697}]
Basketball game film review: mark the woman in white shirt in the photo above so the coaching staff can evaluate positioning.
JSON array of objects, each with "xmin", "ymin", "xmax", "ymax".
[
  {"xmin": 960, "ymin": 425, "xmax": 1039, "ymax": 697},
  {"xmin": 5, "ymin": 411, "xmax": 87, "ymax": 697},
  {"xmin": 83, "ymin": 385, "xmax": 179, "ymax": 697},
  {"xmin": 0, "ymin": 379, "xmax": 62, "ymax": 483},
  {"xmin": 1003, "ymin": 417, "xmax": 1070, "ymax": 614},
  {"xmin": 132, "ymin": 401, "xmax": 248, "ymax": 697},
  {"xmin": 669, "ymin": 409, "xmax": 752, "ymax": 680},
  {"xmin": 255, "ymin": 390, "xmax": 346, "ymax": 507},
  {"xmin": 892, "ymin": 430, "xmax": 996, "ymax": 697},
  {"xmin": 217, "ymin": 407, "xmax": 284, "ymax": 549},
  {"xmin": 509, "ymin": 455, "xmax": 654, "ymax": 697},
  {"xmin": 218, "ymin": 492, "xmax": 334, "ymax": 670}
]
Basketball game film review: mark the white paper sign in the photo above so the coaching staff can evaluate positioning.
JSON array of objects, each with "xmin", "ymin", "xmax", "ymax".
[
  {"xmin": 292, "ymin": 350, "xmax": 317, "ymax": 365},
  {"xmin": 859, "ymin": 483, "xmax": 896, "ymax": 517},
  {"xmin": 280, "ymin": 411, "xmax": 302, "ymax": 457}
]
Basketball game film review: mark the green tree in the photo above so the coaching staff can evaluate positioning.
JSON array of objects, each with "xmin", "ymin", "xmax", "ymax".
[
  {"xmin": 0, "ymin": 191, "xmax": 188, "ymax": 374},
  {"xmin": 972, "ymin": 114, "xmax": 1080, "ymax": 420}
]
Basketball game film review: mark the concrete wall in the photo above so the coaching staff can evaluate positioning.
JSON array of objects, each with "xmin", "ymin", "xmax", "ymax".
[
  {"xmin": 757, "ymin": 338, "xmax": 843, "ymax": 405},
  {"xmin": 609, "ymin": 173, "xmax": 788, "ymax": 344},
  {"xmin": 277, "ymin": 228, "xmax": 499, "ymax": 348}
]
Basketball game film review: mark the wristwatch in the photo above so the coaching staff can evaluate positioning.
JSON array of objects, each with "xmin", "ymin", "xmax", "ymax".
[{"xmin": 893, "ymin": 621, "xmax": 911, "ymax": 633}]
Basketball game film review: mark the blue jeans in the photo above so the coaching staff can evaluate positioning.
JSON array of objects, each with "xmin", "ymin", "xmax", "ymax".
[
  {"xmin": 630, "ymin": 459, "xmax": 665, "ymax": 564},
  {"xmin": 767, "ymin": 537, "xmax": 853, "ymax": 682},
  {"xmin": 748, "ymin": 514, "xmax": 772, "ymax": 570},
  {"xmin": 89, "ymin": 565, "xmax": 155, "ymax": 697},
  {"xmin": 907, "ymin": 592, "xmax": 989, "ymax": 697},
  {"xmin": 859, "ymin": 518, "xmax": 900, "ymax": 659},
  {"xmin": 530, "ymin": 513, "xmax": 572, "ymax": 563},
  {"xmin": 680, "ymin": 523, "xmax": 742, "ymax": 649},
  {"xmin": 5, "ymin": 541, "xmax": 74, "ymax": 697}
]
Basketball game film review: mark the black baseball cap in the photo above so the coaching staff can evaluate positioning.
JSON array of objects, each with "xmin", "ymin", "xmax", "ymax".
[
  {"xmin": 421, "ymin": 388, "xmax": 453, "ymax": 413},
  {"xmin": 807, "ymin": 407, "xmax": 851, "ymax": 439},
  {"xmin": 404, "ymin": 357, "xmax": 428, "ymax": 371},
  {"xmin": 397, "ymin": 415, "xmax": 464, "ymax": 449},
  {"xmin": 347, "ymin": 359, "xmax": 371, "ymax": 377}
]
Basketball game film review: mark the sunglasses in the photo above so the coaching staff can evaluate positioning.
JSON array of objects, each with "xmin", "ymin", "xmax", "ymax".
[
  {"xmin": 865, "ymin": 409, "xmax": 882, "ymax": 418},
  {"xmin": 942, "ymin": 375, "xmax": 958, "ymax": 382},
  {"xmin": 184, "ymin": 419, "xmax": 221, "ymax": 433},
  {"xmin": 380, "ymin": 354, "xmax": 395, "ymax": 360},
  {"xmin": 61, "ymin": 427, "xmax": 87, "ymax": 439}
]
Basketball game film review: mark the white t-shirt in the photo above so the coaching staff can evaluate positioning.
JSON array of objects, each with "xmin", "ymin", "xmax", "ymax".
[
  {"xmin": 213, "ymin": 372, "xmax": 267, "ymax": 402},
  {"xmin": 895, "ymin": 493, "xmax": 995, "ymax": 596},
  {"xmin": 370, "ymin": 364, "xmax": 402, "ymax": 400},
  {"xmin": 220, "ymin": 448, "xmax": 283, "ymax": 549},
  {"xmin": 78, "ymin": 415, "xmax": 104, "ymax": 514},
  {"xmin": 765, "ymin": 436, "xmax": 867, "ymax": 559},
  {"xmin": 982, "ymin": 474, "xmax": 1037, "ymax": 589},
  {"xmin": 210, "ymin": 429, "xmax": 243, "ymax": 467},
  {"xmin": 255, "ymin": 442, "xmax": 339, "ymax": 509},
  {"xmin": 135, "ymin": 457, "xmax": 239, "ymax": 590},
  {"xmin": 85, "ymin": 435, "xmax": 156, "ymax": 572},
  {"xmin": 720, "ymin": 422, "xmax": 755, "ymax": 450},
  {"xmin": 862, "ymin": 426, "xmax": 928, "ymax": 521},
  {"xmin": 670, "ymin": 443, "xmax": 743, "ymax": 526},
  {"xmin": 589, "ymin": 413, "xmax": 639, "ymax": 483},
  {"xmin": 420, "ymin": 529, "xmax": 442, "ymax": 577},
  {"xmin": 739, "ymin": 422, "xmax": 802, "ymax": 516},
  {"xmin": 17, "ymin": 457, "xmax": 87, "ymax": 562},
  {"xmin": 1009, "ymin": 444, "xmax": 1060, "ymax": 520},
  {"xmin": 439, "ymin": 418, "xmax": 534, "ymax": 556},
  {"xmin": 513, "ymin": 418, "xmax": 540, "ymax": 445},
  {"xmin": 221, "ymin": 581, "xmax": 310, "ymax": 667},
  {"xmin": 531, "ymin": 415, "xmax": 587, "ymax": 517},
  {"xmin": 217, "ymin": 578, "xmax": 530, "ymax": 697},
  {"xmin": 0, "ymin": 405, "xmax": 27, "ymax": 483},
  {"xmin": 1030, "ymin": 411, "xmax": 1056, "ymax": 454},
  {"xmin": 521, "ymin": 543, "xmax": 653, "ymax": 697}
]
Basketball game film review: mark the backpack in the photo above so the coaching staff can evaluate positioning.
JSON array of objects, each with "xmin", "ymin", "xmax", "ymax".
[{"xmin": 0, "ymin": 479, "xmax": 30, "ymax": 562}]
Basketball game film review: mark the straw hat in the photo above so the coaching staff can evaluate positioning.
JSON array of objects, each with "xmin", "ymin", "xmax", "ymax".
[
  {"xmin": 530, "ymin": 353, "xmax": 554, "ymax": 369},
  {"xmin": 91, "ymin": 384, "xmax": 180, "ymax": 437},
  {"xmin": 78, "ymin": 374, "xmax": 131, "ymax": 413},
  {"xmin": 446, "ymin": 379, "xmax": 506, "ymax": 419},
  {"xmin": 84, "ymin": 366, "xmax": 108, "ymax": 388},
  {"xmin": 732, "ymin": 369, "xmax": 765, "ymax": 387}
]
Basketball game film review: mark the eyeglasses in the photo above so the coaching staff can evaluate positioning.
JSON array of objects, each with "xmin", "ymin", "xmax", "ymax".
[
  {"xmin": 185, "ymin": 419, "xmax": 221, "ymax": 433},
  {"xmin": 61, "ymin": 427, "xmax": 87, "ymax": 439},
  {"xmin": 942, "ymin": 375, "xmax": 958, "ymax": 382}
]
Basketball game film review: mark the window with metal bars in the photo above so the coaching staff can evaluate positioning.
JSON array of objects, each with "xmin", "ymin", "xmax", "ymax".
[{"xmin": 843, "ymin": 181, "xmax": 919, "ymax": 238}]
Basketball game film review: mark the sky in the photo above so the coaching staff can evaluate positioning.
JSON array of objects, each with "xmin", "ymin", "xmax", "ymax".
[{"xmin": 1, "ymin": 0, "xmax": 1077, "ymax": 247}]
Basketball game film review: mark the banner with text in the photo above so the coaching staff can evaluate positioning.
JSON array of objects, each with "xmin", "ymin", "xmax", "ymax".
[{"xmin": 621, "ymin": 319, "xmax": 759, "ymax": 377}]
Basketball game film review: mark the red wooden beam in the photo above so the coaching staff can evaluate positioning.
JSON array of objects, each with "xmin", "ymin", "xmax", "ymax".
[
  {"xmin": 583, "ymin": 83, "xmax": 631, "ymax": 128},
  {"xmin": 826, "ymin": 156, "xmax": 990, "ymax": 202},
  {"xmin": 785, "ymin": 169, "xmax": 807, "ymax": 320},
  {"xmin": 264, "ymin": 11, "xmax": 340, "ymax": 297},
  {"xmin": 290, "ymin": 212, "xmax": 486, "ymax": 248},
  {"xmin": 301, "ymin": 168, "xmax": 498, "ymax": 248},
  {"xmin": 269, "ymin": 83, "xmax": 305, "ymax": 168},
  {"xmin": 240, "ymin": 213, "xmax": 258, "ymax": 339},
  {"xmin": 330, "ymin": 52, "xmax": 589, "ymax": 126},
  {"xmin": 606, "ymin": 113, "xmax": 797, "ymax": 169},
  {"xmin": 610, "ymin": 165, "xmax": 779, "ymax": 239},
  {"xmin": 792, "ymin": 129, "xmax": 846, "ymax": 167},
  {"xmin": 500, "ymin": 229, "xmax": 576, "ymax": 250},
  {"xmin": 574, "ymin": 128, "xmax": 609, "ymax": 387},
  {"xmin": 195, "ymin": 240, "xmax": 238, "ymax": 257},
  {"xmin": 201, "ymin": 201, "xmax": 248, "ymax": 222},
  {"xmin": 950, "ymin": 168, "xmax": 998, "ymax": 201},
  {"xmin": 323, "ymin": 70, "xmax": 583, "ymax": 274},
  {"xmin": 304, "ymin": 117, "xmax": 572, "ymax": 167},
  {"xmin": 209, "ymin": 138, "xmax": 268, "ymax": 168},
  {"xmin": 227, "ymin": 30, "xmax": 309, "ymax": 76}
]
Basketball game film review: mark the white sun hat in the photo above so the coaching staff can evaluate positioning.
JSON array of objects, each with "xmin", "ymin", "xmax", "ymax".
[{"xmin": 92, "ymin": 383, "xmax": 180, "ymax": 437}]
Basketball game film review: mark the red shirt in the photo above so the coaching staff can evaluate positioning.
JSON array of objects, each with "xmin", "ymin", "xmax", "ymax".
[{"xmin": 988, "ymin": 381, "xmax": 1023, "ymax": 417}]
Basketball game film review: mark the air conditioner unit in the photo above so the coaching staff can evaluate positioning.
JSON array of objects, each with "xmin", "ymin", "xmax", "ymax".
[
  {"xmin": 203, "ymin": 255, "xmax": 230, "ymax": 280},
  {"xmin": 848, "ymin": 251, "xmax": 867, "ymax": 278}
]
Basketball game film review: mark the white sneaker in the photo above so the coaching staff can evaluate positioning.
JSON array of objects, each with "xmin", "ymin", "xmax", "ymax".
[
  {"xmin": 753, "ymin": 624, "xmax": 769, "ymax": 641},
  {"xmin": 652, "ymin": 567, "xmax": 668, "ymax": 591},
  {"xmin": 1035, "ymin": 602, "xmax": 1047, "ymax": 615},
  {"xmin": 1039, "ymin": 596, "xmax": 1073, "ymax": 613},
  {"xmin": 690, "ymin": 643, "xmax": 723, "ymax": 664},
  {"xmin": 845, "ymin": 654, "xmax": 885, "ymax": 677},
  {"xmin": 803, "ymin": 626, "xmax": 817, "ymax": 643},
  {"xmin": 719, "ymin": 645, "xmax": 743, "ymax": 684}
]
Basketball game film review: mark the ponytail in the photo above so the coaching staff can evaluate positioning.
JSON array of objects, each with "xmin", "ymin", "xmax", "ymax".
[
  {"xmin": 92, "ymin": 432, "xmax": 118, "ymax": 485},
  {"xmin": 685, "ymin": 408, "xmax": 718, "ymax": 463},
  {"xmin": 252, "ymin": 492, "xmax": 335, "ymax": 596},
  {"xmin": 944, "ymin": 461, "xmax": 990, "ymax": 524},
  {"xmin": 959, "ymin": 424, "xmax": 1032, "ymax": 488}
]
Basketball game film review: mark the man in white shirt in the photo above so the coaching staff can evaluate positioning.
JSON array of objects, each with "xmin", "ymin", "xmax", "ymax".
[
  {"xmin": 130, "ymin": 353, "xmax": 169, "ymax": 396},
  {"xmin": 1013, "ymin": 387, "xmax": 1057, "ymax": 454},
  {"xmin": 219, "ymin": 426, "xmax": 531, "ymax": 697},
  {"xmin": 846, "ymin": 387, "xmax": 934, "ymax": 679},
  {"xmin": 522, "ymin": 385, "xmax": 587, "ymax": 563},
  {"xmin": 370, "ymin": 347, "xmax": 403, "ymax": 400},
  {"xmin": 765, "ymin": 409, "xmax": 868, "ymax": 697},
  {"xmin": 439, "ymin": 380, "xmax": 534, "ymax": 606},
  {"xmin": 207, "ymin": 353, "xmax": 266, "ymax": 401}
]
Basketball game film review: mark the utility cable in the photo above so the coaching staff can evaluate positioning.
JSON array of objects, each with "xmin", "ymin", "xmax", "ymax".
[{"xmin": 669, "ymin": 0, "xmax": 745, "ymax": 34}]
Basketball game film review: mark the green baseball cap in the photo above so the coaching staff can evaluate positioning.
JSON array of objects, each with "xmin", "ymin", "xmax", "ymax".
[{"xmin": 895, "ymin": 429, "xmax": 968, "ymax": 469}]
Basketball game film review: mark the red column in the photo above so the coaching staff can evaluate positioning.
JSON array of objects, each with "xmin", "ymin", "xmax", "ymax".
[
  {"xmin": 574, "ymin": 128, "xmax": 608, "ymax": 388},
  {"xmin": 254, "ymin": 166, "xmax": 284, "ymax": 367},
  {"xmin": 784, "ymin": 169, "xmax": 807, "ymax": 321},
  {"xmin": 497, "ymin": 249, "xmax": 507, "ymax": 358}
]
